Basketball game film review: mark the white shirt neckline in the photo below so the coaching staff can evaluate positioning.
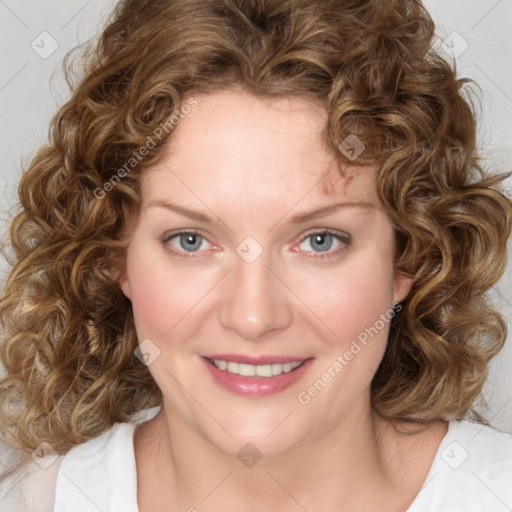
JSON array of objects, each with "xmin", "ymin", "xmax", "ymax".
[{"xmin": 53, "ymin": 409, "xmax": 512, "ymax": 512}]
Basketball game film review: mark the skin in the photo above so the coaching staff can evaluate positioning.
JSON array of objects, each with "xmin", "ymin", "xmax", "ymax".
[{"xmin": 118, "ymin": 89, "xmax": 448, "ymax": 512}]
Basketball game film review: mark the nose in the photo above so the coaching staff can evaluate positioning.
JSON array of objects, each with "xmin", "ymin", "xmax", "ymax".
[{"xmin": 218, "ymin": 250, "xmax": 293, "ymax": 342}]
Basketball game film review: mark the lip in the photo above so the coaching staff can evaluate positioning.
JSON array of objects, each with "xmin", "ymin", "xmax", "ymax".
[
  {"xmin": 201, "ymin": 353, "xmax": 308, "ymax": 365},
  {"xmin": 201, "ymin": 355, "xmax": 314, "ymax": 397}
]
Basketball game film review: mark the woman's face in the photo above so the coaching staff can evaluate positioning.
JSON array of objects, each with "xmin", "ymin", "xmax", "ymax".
[{"xmin": 119, "ymin": 90, "xmax": 411, "ymax": 456}]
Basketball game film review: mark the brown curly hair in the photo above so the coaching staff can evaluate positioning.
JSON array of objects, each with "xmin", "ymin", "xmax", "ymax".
[{"xmin": 1, "ymin": 0, "xmax": 511, "ymax": 479}]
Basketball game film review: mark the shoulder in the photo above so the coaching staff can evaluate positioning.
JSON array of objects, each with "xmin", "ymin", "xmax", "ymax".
[
  {"xmin": 409, "ymin": 420, "xmax": 512, "ymax": 512},
  {"xmin": 0, "ymin": 406, "xmax": 161, "ymax": 512},
  {"xmin": 0, "ymin": 440, "xmax": 63, "ymax": 512},
  {"xmin": 449, "ymin": 418, "xmax": 512, "ymax": 455},
  {"xmin": 53, "ymin": 406, "xmax": 161, "ymax": 512}
]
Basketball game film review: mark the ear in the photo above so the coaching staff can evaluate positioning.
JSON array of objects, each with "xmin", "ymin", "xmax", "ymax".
[
  {"xmin": 118, "ymin": 269, "xmax": 132, "ymax": 300},
  {"xmin": 392, "ymin": 271, "xmax": 412, "ymax": 304},
  {"xmin": 108, "ymin": 257, "xmax": 132, "ymax": 300}
]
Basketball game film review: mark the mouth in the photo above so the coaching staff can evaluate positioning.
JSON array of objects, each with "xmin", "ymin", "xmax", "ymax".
[
  {"xmin": 201, "ymin": 355, "xmax": 314, "ymax": 397},
  {"xmin": 204, "ymin": 357, "xmax": 306, "ymax": 378}
]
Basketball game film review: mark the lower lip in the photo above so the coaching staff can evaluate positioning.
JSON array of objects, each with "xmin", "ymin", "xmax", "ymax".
[{"xmin": 201, "ymin": 357, "xmax": 314, "ymax": 397}]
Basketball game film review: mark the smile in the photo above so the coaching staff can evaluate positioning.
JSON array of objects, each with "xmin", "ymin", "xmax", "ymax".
[
  {"xmin": 207, "ymin": 358, "xmax": 305, "ymax": 377},
  {"xmin": 201, "ymin": 355, "xmax": 314, "ymax": 397}
]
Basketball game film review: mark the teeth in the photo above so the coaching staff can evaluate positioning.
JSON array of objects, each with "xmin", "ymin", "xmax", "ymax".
[{"xmin": 211, "ymin": 359, "xmax": 304, "ymax": 377}]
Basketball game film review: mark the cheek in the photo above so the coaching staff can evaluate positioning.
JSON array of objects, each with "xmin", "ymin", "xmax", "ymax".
[
  {"xmin": 125, "ymin": 249, "xmax": 213, "ymax": 340},
  {"xmin": 301, "ymin": 247, "xmax": 395, "ymax": 352}
]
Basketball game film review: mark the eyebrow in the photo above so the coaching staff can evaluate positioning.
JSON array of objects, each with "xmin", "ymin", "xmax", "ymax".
[
  {"xmin": 146, "ymin": 200, "xmax": 213, "ymax": 222},
  {"xmin": 145, "ymin": 199, "xmax": 374, "ymax": 224},
  {"xmin": 289, "ymin": 201, "xmax": 374, "ymax": 223}
]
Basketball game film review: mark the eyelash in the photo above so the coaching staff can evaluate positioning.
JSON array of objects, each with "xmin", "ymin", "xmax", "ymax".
[{"xmin": 160, "ymin": 229, "xmax": 352, "ymax": 261}]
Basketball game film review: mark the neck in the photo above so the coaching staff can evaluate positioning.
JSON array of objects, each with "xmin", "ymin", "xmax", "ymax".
[{"xmin": 134, "ymin": 395, "xmax": 442, "ymax": 512}]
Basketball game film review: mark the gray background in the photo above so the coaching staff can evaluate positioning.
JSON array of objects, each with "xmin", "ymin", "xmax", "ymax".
[{"xmin": 0, "ymin": 0, "xmax": 511, "ymax": 433}]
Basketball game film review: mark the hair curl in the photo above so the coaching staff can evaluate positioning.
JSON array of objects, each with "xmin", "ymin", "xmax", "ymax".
[{"xmin": 1, "ymin": 0, "xmax": 511, "ymax": 478}]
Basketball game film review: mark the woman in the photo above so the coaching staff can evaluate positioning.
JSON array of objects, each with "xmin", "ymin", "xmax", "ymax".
[{"xmin": 1, "ymin": 0, "xmax": 511, "ymax": 511}]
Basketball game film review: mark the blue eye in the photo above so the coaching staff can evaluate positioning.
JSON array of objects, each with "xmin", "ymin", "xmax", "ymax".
[
  {"xmin": 308, "ymin": 232, "xmax": 334, "ymax": 252},
  {"xmin": 297, "ymin": 229, "xmax": 351, "ymax": 259},
  {"xmin": 163, "ymin": 230, "xmax": 209, "ymax": 254},
  {"xmin": 177, "ymin": 232, "xmax": 204, "ymax": 251},
  {"xmin": 161, "ymin": 228, "xmax": 351, "ymax": 261}
]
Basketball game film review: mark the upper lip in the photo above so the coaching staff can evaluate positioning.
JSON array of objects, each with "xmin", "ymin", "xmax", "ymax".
[{"xmin": 202, "ymin": 354, "xmax": 311, "ymax": 365}]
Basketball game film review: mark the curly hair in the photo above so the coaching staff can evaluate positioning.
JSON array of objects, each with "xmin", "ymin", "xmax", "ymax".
[{"xmin": 1, "ymin": 0, "xmax": 511, "ymax": 478}]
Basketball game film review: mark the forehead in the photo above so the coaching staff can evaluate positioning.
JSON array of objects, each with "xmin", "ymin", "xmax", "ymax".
[{"xmin": 143, "ymin": 90, "xmax": 378, "ymax": 207}]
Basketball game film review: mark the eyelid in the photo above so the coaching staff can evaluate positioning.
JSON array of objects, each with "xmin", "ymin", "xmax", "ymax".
[
  {"xmin": 161, "ymin": 228, "xmax": 209, "ymax": 242},
  {"xmin": 161, "ymin": 227, "xmax": 352, "ymax": 259},
  {"xmin": 161, "ymin": 229, "xmax": 217, "ymax": 258},
  {"xmin": 299, "ymin": 227, "xmax": 352, "ymax": 243},
  {"xmin": 161, "ymin": 228, "xmax": 351, "ymax": 245},
  {"xmin": 293, "ymin": 228, "xmax": 352, "ymax": 260}
]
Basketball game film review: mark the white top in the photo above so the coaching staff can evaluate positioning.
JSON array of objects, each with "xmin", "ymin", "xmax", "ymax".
[{"xmin": 1, "ymin": 407, "xmax": 512, "ymax": 512}]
